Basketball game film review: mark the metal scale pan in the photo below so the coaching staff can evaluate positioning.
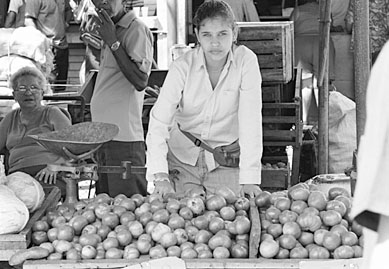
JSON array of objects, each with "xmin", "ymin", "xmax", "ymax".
[{"xmin": 29, "ymin": 122, "xmax": 119, "ymax": 161}]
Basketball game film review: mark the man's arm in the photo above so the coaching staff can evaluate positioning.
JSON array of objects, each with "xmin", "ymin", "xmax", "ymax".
[
  {"xmin": 96, "ymin": 9, "xmax": 149, "ymax": 91},
  {"xmin": 24, "ymin": 17, "xmax": 37, "ymax": 28},
  {"xmin": 4, "ymin": 11, "xmax": 16, "ymax": 27}
]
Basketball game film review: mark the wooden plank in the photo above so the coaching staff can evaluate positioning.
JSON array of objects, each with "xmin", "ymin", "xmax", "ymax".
[
  {"xmin": 300, "ymin": 258, "xmax": 363, "ymax": 269},
  {"xmin": 258, "ymin": 54, "xmax": 283, "ymax": 68},
  {"xmin": 249, "ymin": 199, "xmax": 261, "ymax": 259},
  {"xmin": 239, "ymin": 40, "xmax": 282, "ymax": 54},
  {"xmin": 261, "ymin": 69, "xmax": 292, "ymax": 83},
  {"xmin": 263, "ymin": 103, "xmax": 298, "ymax": 109},
  {"xmin": 24, "ymin": 258, "xmax": 302, "ymax": 269},
  {"xmin": 264, "ymin": 130, "xmax": 296, "ymax": 139},
  {"xmin": 263, "ymin": 116, "xmax": 296, "ymax": 124}
]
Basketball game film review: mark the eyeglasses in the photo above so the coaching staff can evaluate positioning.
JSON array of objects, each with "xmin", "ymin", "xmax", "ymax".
[{"xmin": 14, "ymin": 85, "xmax": 42, "ymax": 94}]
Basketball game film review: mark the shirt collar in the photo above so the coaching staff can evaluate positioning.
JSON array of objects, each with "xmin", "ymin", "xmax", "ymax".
[
  {"xmin": 117, "ymin": 11, "xmax": 137, "ymax": 28},
  {"xmin": 195, "ymin": 45, "xmax": 237, "ymax": 71}
]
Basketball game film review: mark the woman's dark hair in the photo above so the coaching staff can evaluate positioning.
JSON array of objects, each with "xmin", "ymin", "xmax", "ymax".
[{"xmin": 193, "ymin": 0, "xmax": 236, "ymax": 30}]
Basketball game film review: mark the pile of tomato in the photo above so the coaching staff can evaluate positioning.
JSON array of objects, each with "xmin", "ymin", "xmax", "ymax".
[
  {"xmin": 28, "ymin": 186, "xmax": 252, "ymax": 261},
  {"xmin": 255, "ymin": 183, "xmax": 363, "ymax": 259}
]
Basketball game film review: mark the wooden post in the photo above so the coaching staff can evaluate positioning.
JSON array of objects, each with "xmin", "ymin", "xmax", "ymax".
[
  {"xmin": 317, "ymin": 0, "xmax": 332, "ymax": 174},
  {"xmin": 353, "ymin": 0, "xmax": 369, "ymax": 145}
]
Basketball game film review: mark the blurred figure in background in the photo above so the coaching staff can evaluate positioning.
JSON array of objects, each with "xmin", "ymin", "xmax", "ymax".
[
  {"xmin": 4, "ymin": 0, "xmax": 25, "ymax": 28},
  {"xmin": 345, "ymin": 0, "xmax": 389, "ymax": 65},
  {"xmin": 25, "ymin": 0, "xmax": 73, "ymax": 92},
  {"xmin": 220, "ymin": 0, "xmax": 260, "ymax": 22}
]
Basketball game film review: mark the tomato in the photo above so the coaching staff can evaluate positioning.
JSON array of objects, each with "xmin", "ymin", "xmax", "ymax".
[
  {"xmin": 101, "ymin": 212, "xmax": 120, "ymax": 229},
  {"xmin": 275, "ymin": 248, "xmax": 290, "ymax": 259},
  {"xmin": 32, "ymin": 231, "xmax": 48, "ymax": 245},
  {"xmin": 289, "ymin": 188, "xmax": 310, "ymax": 201},
  {"xmin": 309, "ymin": 246, "xmax": 330, "ymax": 259},
  {"xmin": 105, "ymin": 248, "xmax": 123, "ymax": 259},
  {"xmin": 297, "ymin": 212, "xmax": 322, "ymax": 232},
  {"xmin": 254, "ymin": 191, "xmax": 272, "ymax": 208},
  {"xmin": 330, "ymin": 224, "xmax": 349, "ymax": 236},
  {"xmin": 192, "ymin": 215, "xmax": 209, "ymax": 230},
  {"xmin": 259, "ymin": 239, "xmax": 279, "ymax": 258},
  {"xmin": 322, "ymin": 231, "xmax": 341, "ymax": 251},
  {"xmin": 194, "ymin": 230, "xmax": 212, "ymax": 244},
  {"xmin": 230, "ymin": 243, "xmax": 249, "ymax": 258},
  {"xmin": 267, "ymin": 223, "xmax": 282, "ymax": 238},
  {"xmin": 326, "ymin": 200, "xmax": 347, "ymax": 217},
  {"xmin": 167, "ymin": 245, "xmax": 182, "ymax": 257},
  {"xmin": 289, "ymin": 246, "xmax": 308, "ymax": 259},
  {"xmin": 208, "ymin": 234, "xmax": 232, "ymax": 250},
  {"xmin": 282, "ymin": 221, "xmax": 302, "ymax": 239},
  {"xmin": 152, "ymin": 209, "xmax": 170, "ymax": 224},
  {"xmin": 234, "ymin": 197, "xmax": 250, "ymax": 211},
  {"xmin": 278, "ymin": 210, "xmax": 298, "ymax": 224},
  {"xmin": 57, "ymin": 225, "xmax": 75, "ymax": 242},
  {"xmin": 123, "ymin": 246, "xmax": 140, "ymax": 259},
  {"xmin": 69, "ymin": 215, "xmax": 89, "ymax": 235},
  {"xmin": 32, "ymin": 220, "xmax": 50, "ymax": 232},
  {"xmin": 313, "ymin": 229, "xmax": 329, "ymax": 246},
  {"xmin": 213, "ymin": 246, "xmax": 230, "ymax": 258},
  {"xmin": 220, "ymin": 206, "xmax": 236, "ymax": 221},
  {"xmin": 333, "ymin": 245, "xmax": 354, "ymax": 259},
  {"xmin": 307, "ymin": 191, "xmax": 327, "ymax": 211},
  {"xmin": 290, "ymin": 200, "xmax": 308, "ymax": 214},
  {"xmin": 265, "ymin": 206, "xmax": 282, "ymax": 222},
  {"xmin": 298, "ymin": 231, "xmax": 314, "ymax": 246},
  {"xmin": 159, "ymin": 232, "xmax": 178, "ymax": 248},
  {"xmin": 208, "ymin": 217, "xmax": 225, "ymax": 234},
  {"xmin": 116, "ymin": 229, "xmax": 132, "ymax": 246},
  {"xmin": 278, "ymin": 234, "xmax": 297, "ymax": 250},
  {"xmin": 328, "ymin": 187, "xmax": 350, "ymax": 200},
  {"xmin": 320, "ymin": 210, "xmax": 342, "ymax": 227},
  {"xmin": 274, "ymin": 197, "xmax": 291, "ymax": 211},
  {"xmin": 341, "ymin": 231, "xmax": 359, "ymax": 246},
  {"xmin": 206, "ymin": 195, "xmax": 227, "ymax": 211},
  {"xmin": 180, "ymin": 247, "xmax": 198, "ymax": 258}
]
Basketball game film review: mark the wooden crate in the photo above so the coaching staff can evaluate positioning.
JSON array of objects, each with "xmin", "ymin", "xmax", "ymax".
[
  {"xmin": 23, "ymin": 257, "xmax": 363, "ymax": 269},
  {"xmin": 0, "ymin": 186, "xmax": 61, "ymax": 261},
  {"xmin": 237, "ymin": 21, "xmax": 294, "ymax": 84},
  {"xmin": 261, "ymin": 166, "xmax": 291, "ymax": 190}
]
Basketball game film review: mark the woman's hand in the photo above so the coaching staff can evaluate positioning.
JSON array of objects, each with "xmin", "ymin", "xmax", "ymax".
[
  {"xmin": 240, "ymin": 184, "xmax": 262, "ymax": 198},
  {"xmin": 95, "ymin": 9, "xmax": 117, "ymax": 46},
  {"xmin": 36, "ymin": 167, "xmax": 58, "ymax": 185},
  {"xmin": 153, "ymin": 181, "xmax": 175, "ymax": 197}
]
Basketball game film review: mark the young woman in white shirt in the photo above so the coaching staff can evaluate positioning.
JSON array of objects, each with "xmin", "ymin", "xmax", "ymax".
[{"xmin": 146, "ymin": 0, "xmax": 263, "ymax": 198}]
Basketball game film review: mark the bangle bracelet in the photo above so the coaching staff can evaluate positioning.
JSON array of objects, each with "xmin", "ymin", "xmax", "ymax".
[{"xmin": 154, "ymin": 177, "xmax": 170, "ymax": 183}]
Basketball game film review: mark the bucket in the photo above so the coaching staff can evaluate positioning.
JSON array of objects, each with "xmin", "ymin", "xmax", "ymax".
[{"xmin": 307, "ymin": 173, "xmax": 352, "ymax": 198}]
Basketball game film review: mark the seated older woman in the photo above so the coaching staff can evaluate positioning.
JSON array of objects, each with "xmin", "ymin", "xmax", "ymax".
[{"xmin": 0, "ymin": 66, "xmax": 71, "ymax": 193}]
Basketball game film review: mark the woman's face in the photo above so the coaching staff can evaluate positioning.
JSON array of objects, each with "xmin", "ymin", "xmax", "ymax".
[
  {"xmin": 12, "ymin": 75, "xmax": 44, "ymax": 109},
  {"xmin": 195, "ymin": 16, "xmax": 236, "ymax": 64}
]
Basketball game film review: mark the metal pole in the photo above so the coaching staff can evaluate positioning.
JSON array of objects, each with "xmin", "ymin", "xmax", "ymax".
[
  {"xmin": 317, "ymin": 0, "xmax": 332, "ymax": 174},
  {"xmin": 353, "ymin": 0, "xmax": 369, "ymax": 145}
]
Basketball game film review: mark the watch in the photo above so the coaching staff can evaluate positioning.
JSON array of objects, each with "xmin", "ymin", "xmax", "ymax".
[{"xmin": 110, "ymin": 40, "xmax": 121, "ymax": 51}]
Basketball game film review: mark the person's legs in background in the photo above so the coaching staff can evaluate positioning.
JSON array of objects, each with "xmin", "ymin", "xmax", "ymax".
[
  {"xmin": 51, "ymin": 46, "xmax": 69, "ymax": 92},
  {"xmin": 96, "ymin": 141, "xmax": 148, "ymax": 197}
]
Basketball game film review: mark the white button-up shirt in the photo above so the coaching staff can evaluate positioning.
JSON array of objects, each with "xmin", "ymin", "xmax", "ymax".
[{"xmin": 146, "ymin": 45, "xmax": 263, "ymax": 185}]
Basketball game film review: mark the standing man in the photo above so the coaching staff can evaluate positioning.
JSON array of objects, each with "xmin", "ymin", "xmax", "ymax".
[
  {"xmin": 90, "ymin": 0, "xmax": 153, "ymax": 197},
  {"xmin": 24, "ymin": 0, "xmax": 73, "ymax": 92}
]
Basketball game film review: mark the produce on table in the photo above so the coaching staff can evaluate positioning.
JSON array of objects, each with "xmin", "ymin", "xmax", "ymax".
[
  {"xmin": 257, "ymin": 183, "xmax": 363, "ymax": 259},
  {"xmin": 0, "ymin": 185, "xmax": 29, "ymax": 235},
  {"xmin": 5, "ymin": 171, "xmax": 45, "ymax": 213},
  {"xmin": 12, "ymin": 188, "xmax": 251, "ymax": 264}
]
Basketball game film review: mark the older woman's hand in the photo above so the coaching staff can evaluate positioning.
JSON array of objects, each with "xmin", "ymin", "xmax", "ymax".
[{"xmin": 36, "ymin": 167, "xmax": 58, "ymax": 185}]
